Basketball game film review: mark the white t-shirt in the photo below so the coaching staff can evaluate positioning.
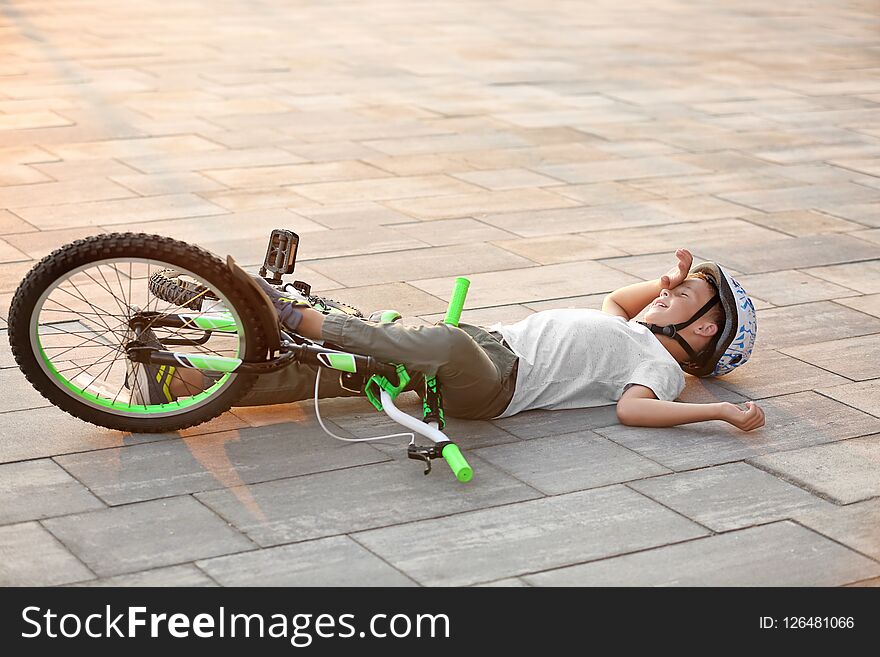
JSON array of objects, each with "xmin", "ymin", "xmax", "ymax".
[{"xmin": 489, "ymin": 308, "xmax": 686, "ymax": 418}]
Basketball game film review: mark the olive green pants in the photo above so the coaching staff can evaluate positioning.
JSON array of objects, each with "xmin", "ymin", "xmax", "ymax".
[{"xmin": 235, "ymin": 313, "xmax": 519, "ymax": 420}]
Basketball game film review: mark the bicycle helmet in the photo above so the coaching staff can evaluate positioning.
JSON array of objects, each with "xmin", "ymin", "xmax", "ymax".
[{"xmin": 638, "ymin": 262, "xmax": 757, "ymax": 377}]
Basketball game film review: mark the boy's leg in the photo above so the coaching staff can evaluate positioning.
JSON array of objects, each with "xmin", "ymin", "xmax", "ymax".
[
  {"xmin": 316, "ymin": 314, "xmax": 516, "ymax": 419},
  {"xmin": 235, "ymin": 310, "xmax": 517, "ymax": 419},
  {"xmin": 234, "ymin": 359, "xmax": 422, "ymax": 407}
]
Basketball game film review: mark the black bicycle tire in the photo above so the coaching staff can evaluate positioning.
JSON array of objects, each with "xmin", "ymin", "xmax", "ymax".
[{"xmin": 7, "ymin": 233, "xmax": 269, "ymax": 433}]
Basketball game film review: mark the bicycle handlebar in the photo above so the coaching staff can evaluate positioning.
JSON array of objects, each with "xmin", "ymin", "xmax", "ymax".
[
  {"xmin": 441, "ymin": 443, "xmax": 473, "ymax": 482},
  {"xmin": 443, "ymin": 277, "xmax": 470, "ymax": 327}
]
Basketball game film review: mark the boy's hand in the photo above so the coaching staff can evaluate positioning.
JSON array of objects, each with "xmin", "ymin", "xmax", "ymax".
[
  {"xmin": 718, "ymin": 401, "xmax": 765, "ymax": 432},
  {"xmin": 659, "ymin": 248, "xmax": 693, "ymax": 290}
]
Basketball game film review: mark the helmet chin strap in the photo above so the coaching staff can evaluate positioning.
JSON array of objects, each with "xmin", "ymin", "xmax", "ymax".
[{"xmin": 638, "ymin": 293, "xmax": 719, "ymax": 363}]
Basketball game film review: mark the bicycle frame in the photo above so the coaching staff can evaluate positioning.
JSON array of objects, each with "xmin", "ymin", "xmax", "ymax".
[{"xmin": 126, "ymin": 277, "xmax": 474, "ymax": 482}]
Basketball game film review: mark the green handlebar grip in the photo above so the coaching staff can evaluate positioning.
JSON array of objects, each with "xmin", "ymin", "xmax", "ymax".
[
  {"xmin": 444, "ymin": 277, "xmax": 470, "ymax": 327},
  {"xmin": 442, "ymin": 443, "xmax": 473, "ymax": 482}
]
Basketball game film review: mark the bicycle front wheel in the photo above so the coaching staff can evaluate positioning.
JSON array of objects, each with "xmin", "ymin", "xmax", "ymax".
[{"xmin": 8, "ymin": 233, "xmax": 269, "ymax": 433}]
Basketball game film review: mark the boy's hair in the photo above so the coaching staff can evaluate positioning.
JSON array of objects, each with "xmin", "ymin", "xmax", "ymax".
[{"xmin": 685, "ymin": 271, "xmax": 725, "ymax": 363}]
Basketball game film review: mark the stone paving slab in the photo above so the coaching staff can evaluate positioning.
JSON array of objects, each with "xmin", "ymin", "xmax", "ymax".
[
  {"xmin": 74, "ymin": 564, "xmax": 217, "ymax": 587},
  {"xmin": 55, "ymin": 422, "xmax": 389, "ymax": 506},
  {"xmin": 0, "ymin": 406, "xmax": 170, "ymax": 464},
  {"xmin": 626, "ymin": 171, "xmax": 800, "ymax": 199},
  {"xmin": 535, "ymin": 157, "xmax": 709, "ymax": 185},
  {"xmin": 121, "ymin": 148, "xmax": 306, "ymax": 175},
  {"xmin": 490, "ymin": 405, "xmax": 621, "ymax": 440},
  {"xmin": 3, "ymin": 226, "xmax": 109, "ymax": 260},
  {"xmin": 751, "ymin": 434, "xmax": 880, "ymax": 504},
  {"xmin": 412, "ymin": 260, "xmax": 641, "ymax": 307},
  {"xmin": 382, "ymin": 217, "xmax": 518, "ymax": 246},
  {"xmin": 292, "ymin": 174, "xmax": 484, "ymax": 205},
  {"xmin": 42, "ymin": 496, "xmax": 255, "ymax": 577},
  {"xmin": 421, "ymin": 303, "xmax": 536, "ymax": 327},
  {"xmin": 817, "ymin": 381, "xmax": 880, "ymax": 417},
  {"xmin": 792, "ymin": 499, "xmax": 880, "ymax": 562},
  {"xmin": 552, "ymin": 181, "xmax": 660, "ymax": 206},
  {"xmin": 197, "ymin": 536, "xmax": 417, "ymax": 587},
  {"xmin": 0, "ymin": 459, "xmax": 105, "ymax": 525},
  {"xmin": 473, "ymin": 431, "xmax": 670, "ymax": 495},
  {"xmin": 328, "ymin": 404, "xmax": 520, "ymax": 454},
  {"xmin": 576, "ymin": 219, "xmax": 788, "ymax": 257},
  {"xmin": 15, "ymin": 193, "xmax": 229, "ymax": 230},
  {"xmin": 597, "ymin": 251, "xmax": 744, "ymax": 284},
  {"xmin": 292, "ymin": 202, "xmax": 414, "ymax": 231},
  {"xmin": 451, "ymin": 168, "xmax": 563, "ymax": 191},
  {"xmin": 677, "ymin": 377, "xmax": 749, "ymax": 405},
  {"xmin": 0, "ymin": 210, "xmax": 34, "ymax": 235},
  {"xmin": 641, "ymin": 196, "xmax": 759, "ymax": 222},
  {"xmin": 309, "ymin": 243, "xmax": 534, "ymax": 287},
  {"xmin": 712, "ymin": 348, "xmax": 850, "ymax": 399},
  {"xmin": 523, "ymin": 522, "xmax": 880, "ymax": 587},
  {"xmin": 110, "ymin": 172, "xmax": 226, "ymax": 196},
  {"xmin": 384, "ymin": 189, "xmax": 579, "ymax": 221},
  {"xmin": 296, "ymin": 226, "xmax": 428, "ymax": 261},
  {"xmin": 0, "ymin": 239, "xmax": 29, "ymax": 263},
  {"xmin": 195, "ymin": 458, "xmax": 541, "ymax": 547},
  {"xmin": 475, "ymin": 578, "xmax": 530, "ymax": 587},
  {"xmin": 596, "ymin": 392, "xmax": 880, "ymax": 471},
  {"xmin": 688, "ymin": 234, "xmax": 880, "ymax": 275},
  {"xmin": 353, "ymin": 485, "xmax": 708, "ymax": 586},
  {"xmin": 780, "ymin": 334, "xmax": 880, "ymax": 381},
  {"xmin": 201, "ymin": 161, "xmax": 389, "ymax": 189},
  {"xmin": 523, "ymin": 292, "xmax": 606, "ymax": 312},
  {"xmin": 855, "ymin": 229, "xmax": 880, "ymax": 247},
  {"xmin": 0, "ymin": 177, "xmax": 133, "ymax": 209},
  {"xmin": 0, "ymin": 367, "xmax": 56, "ymax": 413},
  {"xmin": 480, "ymin": 204, "xmax": 683, "ymax": 237},
  {"xmin": 320, "ymin": 281, "xmax": 448, "ymax": 316},
  {"xmin": 824, "ymin": 204, "xmax": 880, "ymax": 227},
  {"xmin": 32, "ymin": 158, "xmax": 138, "ymax": 182},
  {"xmin": 753, "ymin": 301, "xmax": 880, "ymax": 350},
  {"xmin": 737, "ymin": 270, "xmax": 861, "ymax": 306},
  {"xmin": 629, "ymin": 462, "xmax": 833, "ymax": 532},
  {"xmin": 491, "ymin": 235, "xmax": 627, "ymax": 264},
  {"xmin": 739, "ymin": 210, "xmax": 868, "ymax": 237},
  {"xmin": 0, "ymin": 522, "xmax": 94, "ymax": 586},
  {"xmin": 195, "ymin": 187, "xmax": 314, "ymax": 213},
  {"xmin": 803, "ymin": 260, "xmax": 880, "ymax": 294}
]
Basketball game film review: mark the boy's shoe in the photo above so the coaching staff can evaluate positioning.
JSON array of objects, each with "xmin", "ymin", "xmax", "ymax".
[
  {"xmin": 125, "ymin": 327, "xmax": 177, "ymax": 405},
  {"xmin": 368, "ymin": 309, "xmax": 402, "ymax": 324},
  {"xmin": 252, "ymin": 275, "xmax": 310, "ymax": 332}
]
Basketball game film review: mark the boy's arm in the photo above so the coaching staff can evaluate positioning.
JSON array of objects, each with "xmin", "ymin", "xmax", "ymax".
[
  {"xmin": 602, "ymin": 280, "xmax": 662, "ymax": 320},
  {"xmin": 603, "ymin": 248, "xmax": 694, "ymax": 319},
  {"xmin": 616, "ymin": 384, "xmax": 765, "ymax": 432}
]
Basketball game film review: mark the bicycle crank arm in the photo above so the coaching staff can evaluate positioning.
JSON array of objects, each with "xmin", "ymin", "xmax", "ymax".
[{"xmin": 127, "ymin": 346, "xmax": 297, "ymax": 374}]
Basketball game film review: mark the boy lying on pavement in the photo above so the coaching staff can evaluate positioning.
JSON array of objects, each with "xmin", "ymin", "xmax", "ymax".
[{"xmin": 139, "ymin": 248, "xmax": 763, "ymax": 432}]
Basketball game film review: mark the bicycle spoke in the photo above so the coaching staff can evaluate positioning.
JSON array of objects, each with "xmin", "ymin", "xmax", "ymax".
[
  {"xmin": 86, "ymin": 266, "xmax": 131, "ymax": 322},
  {"xmin": 55, "ymin": 349, "xmax": 119, "ymax": 376},
  {"xmin": 39, "ymin": 321, "xmax": 125, "ymax": 357},
  {"xmin": 33, "ymin": 255, "xmax": 244, "ymax": 416},
  {"xmin": 51, "ymin": 285, "xmax": 127, "ymax": 336}
]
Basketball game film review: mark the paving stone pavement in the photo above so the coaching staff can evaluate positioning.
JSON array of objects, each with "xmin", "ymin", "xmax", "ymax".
[{"xmin": 0, "ymin": 0, "xmax": 878, "ymax": 587}]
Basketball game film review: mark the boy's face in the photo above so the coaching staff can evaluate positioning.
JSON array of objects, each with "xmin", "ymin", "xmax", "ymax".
[{"xmin": 644, "ymin": 277, "xmax": 716, "ymax": 326}]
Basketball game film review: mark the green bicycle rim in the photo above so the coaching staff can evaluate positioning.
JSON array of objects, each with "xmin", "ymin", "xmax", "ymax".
[{"xmin": 30, "ymin": 257, "xmax": 246, "ymax": 419}]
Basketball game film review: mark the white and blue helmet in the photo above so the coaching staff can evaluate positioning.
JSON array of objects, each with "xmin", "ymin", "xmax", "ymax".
[{"xmin": 639, "ymin": 262, "xmax": 757, "ymax": 377}]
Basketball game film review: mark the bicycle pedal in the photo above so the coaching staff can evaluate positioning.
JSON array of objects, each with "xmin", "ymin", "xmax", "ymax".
[{"xmin": 292, "ymin": 280, "xmax": 311, "ymax": 297}]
